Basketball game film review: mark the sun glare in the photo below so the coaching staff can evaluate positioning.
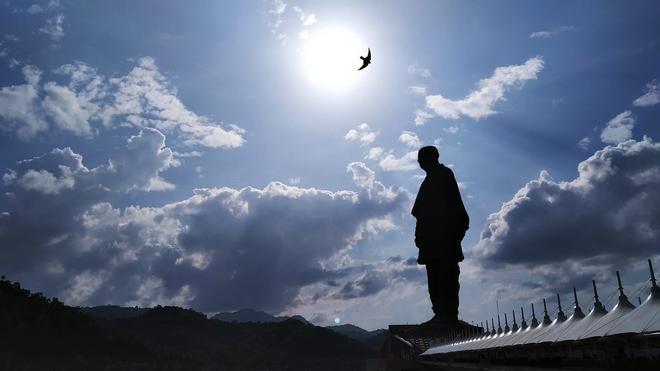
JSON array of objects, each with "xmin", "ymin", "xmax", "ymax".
[{"xmin": 300, "ymin": 27, "xmax": 367, "ymax": 91}]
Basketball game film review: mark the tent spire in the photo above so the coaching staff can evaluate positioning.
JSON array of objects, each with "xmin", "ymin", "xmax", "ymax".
[
  {"xmin": 592, "ymin": 280, "xmax": 607, "ymax": 314},
  {"xmin": 556, "ymin": 293, "xmax": 567, "ymax": 321},
  {"xmin": 616, "ymin": 271, "xmax": 635, "ymax": 309},
  {"xmin": 496, "ymin": 301, "xmax": 502, "ymax": 335},
  {"xmin": 511, "ymin": 310, "xmax": 519, "ymax": 332},
  {"xmin": 530, "ymin": 303, "xmax": 539, "ymax": 327},
  {"xmin": 649, "ymin": 259, "xmax": 658, "ymax": 293},
  {"xmin": 490, "ymin": 318, "xmax": 496, "ymax": 336},
  {"xmin": 520, "ymin": 306, "xmax": 528, "ymax": 330},
  {"xmin": 572, "ymin": 287, "xmax": 585, "ymax": 318},
  {"xmin": 541, "ymin": 298, "xmax": 552, "ymax": 325}
]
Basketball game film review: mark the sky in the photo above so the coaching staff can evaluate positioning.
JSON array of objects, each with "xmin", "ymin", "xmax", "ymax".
[{"xmin": 1, "ymin": 0, "xmax": 660, "ymax": 330}]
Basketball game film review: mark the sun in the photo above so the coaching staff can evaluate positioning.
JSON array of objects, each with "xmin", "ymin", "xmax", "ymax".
[{"xmin": 300, "ymin": 27, "xmax": 367, "ymax": 91}]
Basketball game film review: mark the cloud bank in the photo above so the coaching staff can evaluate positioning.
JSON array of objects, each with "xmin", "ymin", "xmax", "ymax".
[
  {"xmin": 474, "ymin": 137, "xmax": 660, "ymax": 294},
  {"xmin": 0, "ymin": 139, "xmax": 409, "ymax": 314}
]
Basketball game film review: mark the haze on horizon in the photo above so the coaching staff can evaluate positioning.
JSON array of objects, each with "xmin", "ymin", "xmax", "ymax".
[{"xmin": 1, "ymin": 0, "xmax": 659, "ymax": 331}]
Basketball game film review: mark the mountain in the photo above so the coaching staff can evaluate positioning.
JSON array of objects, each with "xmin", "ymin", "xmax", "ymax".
[
  {"xmin": 211, "ymin": 308, "xmax": 309, "ymax": 324},
  {"xmin": 79, "ymin": 304, "xmax": 150, "ymax": 319},
  {"xmin": 0, "ymin": 276, "xmax": 374, "ymax": 370},
  {"xmin": 326, "ymin": 324, "xmax": 387, "ymax": 350}
]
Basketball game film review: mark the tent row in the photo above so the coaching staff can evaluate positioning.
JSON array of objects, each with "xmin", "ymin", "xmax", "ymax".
[{"xmin": 423, "ymin": 259, "xmax": 660, "ymax": 356}]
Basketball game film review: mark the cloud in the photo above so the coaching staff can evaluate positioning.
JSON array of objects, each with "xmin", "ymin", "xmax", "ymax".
[
  {"xmin": 286, "ymin": 256, "xmax": 427, "ymax": 328},
  {"xmin": 0, "ymin": 58, "xmax": 246, "ymax": 148},
  {"xmin": 292, "ymin": 6, "xmax": 317, "ymax": 26},
  {"xmin": 577, "ymin": 136, "xmax": 591, "ymax": 151},
  {"xmin": 399, "ymin": 131, "xmax": 422, "ymax": 148},
  {"xmin": 474, "ymin": 138, "xmax": 660, "ymax": 293},
  {"xmin": 379, "ymin": 151, "xmax": 418, "ymax": 171},
  {"xmin": 27, "ymin": 4, "xmax": 45, "ymax": 14},
  {"xmin": 0, "ymin": 151, "xmax": 408, "ymax": 313},
  {"xmin": 600, "ymin": 111, "xmax": 635, "ymax": 144},
  {"xmin": 443, "ymin": 125, "xmax": 459, "ymax": 135},
  {"xmin": 39, "ymin": 14, "xmax": 64, "ymax": 41},
  {"xmin": 365, "ymin": 147, "xmax": 385, "ymax": 161},
  {"xmin": 27, "ymin": 1, "xmax": 60, "ymax": 15},
  {"xmin": 331, "ymin": 257, "xmax": 423, "ymax": 299},
  {"xmin": 268, "ymin": 0, "xmax": 288, "ymax": 45},
  {"xmin": 0, "ymin": 65, "xmax": 47, "ymax": 139},
  {"xmin": 407, "ymin": 63, "xmax": 431, "ymax": 78},
  {"xmin": 633, "ymin": 79, "xmax": 660, "ymax": 107},
  {"xmin": 425, "ymin": 57, "xmax": 544, "ymax": 120},
  {"xmin": 414, "ymin": 109, "xmax": 434, "ymax": 126},
  {"xmin": 4, "ymin": 128, "xmax": 174, "ymax": 196},
  {"xmin": 529, "ymin": 26, "xmax": 574, "ymax": 39},
  {"xmin": 409, "ymin": 85, "xmax": 427, "ymax": 95},
  {"xmin": 344, "ymin": 122, "xmax": 377, "ymax": 146},
  {"xmin": 41, "ymin": 82, "xmax": 96, "ymax": 136}
]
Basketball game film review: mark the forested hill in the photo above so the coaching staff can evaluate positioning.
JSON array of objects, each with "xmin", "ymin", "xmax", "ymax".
[{"xmin": 0, "ymin": 276, "xmax": 376, "ymax": 370}]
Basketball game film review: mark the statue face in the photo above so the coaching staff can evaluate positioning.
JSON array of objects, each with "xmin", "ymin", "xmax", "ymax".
[{"xmin": 417, "ymin": 155, "xmax": 437, "ymax": 171}]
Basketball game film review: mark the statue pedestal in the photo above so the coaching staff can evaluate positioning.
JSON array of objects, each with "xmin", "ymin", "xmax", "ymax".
[{"xmin": 381, "ymin": 321, "xmax": 483, "ymax": 359}]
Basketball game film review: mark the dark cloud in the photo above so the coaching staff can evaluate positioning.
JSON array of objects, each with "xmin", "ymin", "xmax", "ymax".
[
  {"xmin": 474, "ymin": 138, "xmax": 660, "ymax": 295},
  {"xmin": 0, "ymin": 128, "xmax": 175, "ymax": 295},
  {"xmin": 332, "ymin": 256, "xmax": 423, "ymax": 300},
  {"xmin": 0, "ymin": 148, "xmax": 409, "ymax": 312}
]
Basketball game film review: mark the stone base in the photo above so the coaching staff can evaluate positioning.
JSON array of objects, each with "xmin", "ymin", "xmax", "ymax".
[{"xmin": 381, "ymin": 321, "xmax": 484, "ymax": 360}]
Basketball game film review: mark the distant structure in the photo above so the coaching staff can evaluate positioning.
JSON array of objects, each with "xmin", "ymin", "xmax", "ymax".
[{"xmin": 371, "ymin": 258, "xmax": 660, "ymax": 370}]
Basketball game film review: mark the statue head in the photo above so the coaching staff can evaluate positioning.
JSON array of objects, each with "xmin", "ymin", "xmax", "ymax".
[{"xmin": 417, "ymin": 146, "xmax": 439, "ymax": 172}]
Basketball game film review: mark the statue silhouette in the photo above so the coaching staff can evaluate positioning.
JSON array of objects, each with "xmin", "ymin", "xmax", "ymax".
[{"xmin": 411, "ymin": 146, "xmax": 469, "ymax": 325}]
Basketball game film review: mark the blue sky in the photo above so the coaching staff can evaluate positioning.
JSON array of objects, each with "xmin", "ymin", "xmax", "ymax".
[{"xmin": 1, "ymin": 0, "xmax": 660, "ymax": 330}]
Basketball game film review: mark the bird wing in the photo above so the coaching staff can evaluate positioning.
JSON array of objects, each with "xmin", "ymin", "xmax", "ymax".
[{"xmin": 358, "ymin": 48, "xmax": 371, "ymax": 70}]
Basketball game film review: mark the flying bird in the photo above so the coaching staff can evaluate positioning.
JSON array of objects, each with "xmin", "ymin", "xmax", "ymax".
[{"xmin": 358, "ymin": 48, "xmax": 371, "ymax": 71}]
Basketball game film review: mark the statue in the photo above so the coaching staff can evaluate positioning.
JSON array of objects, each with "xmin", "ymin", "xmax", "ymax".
[{"xmin": 412, "ymin": 146, "xmax": 469, "ymax": 325}]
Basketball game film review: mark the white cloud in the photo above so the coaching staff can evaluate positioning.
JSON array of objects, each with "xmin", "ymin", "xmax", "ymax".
[
  {"xmin": 379, "ymin": 151, "xmax": 418, "ymax": 171},
  {"xmin": 529, "ymin": 31, "xmax": 552, "ymax": 39},
  {"xmin": 577, "ymin": 136, "xmax": 591, "ymax": 151},
  {"xmin": 408, "ymin": 85, "xmax": 427, "ymax": 95},
  {"xmin": 16, "ymin": 168, "xmax": 75, "ymax": 195},
  {"xmin": 443, "ymin": 125, "xmax": 459, "ymax": 135},
  {"xmin": 633, "ymin": 79, "xmax": 660, "ymax": 107},
  {"xmin": 344, "ymin": 122, "xmax": 377, "ymax": 146},
  {"xmin": 600, "ymin": 111, "xmax": 635, "ymax": 144},
  {"xmin": 529, "ymin": 26, "xmax": 574, "ymax": 39},
  {"xmin": 365, "ymin": 147, "xmax": 385, "ymax": 161},
  {"xmin": 42, "ymin": 82, "xmax": 96, "ymax": 136},
  {"xmin": 39, "ymin": 14, "xmax": 64, "ymax": 41},
  {"xmin": 407, "ymin": 63, "xmax": 431, "ymax": 78},
  {"xmin": 346, "ymin": 162, "xmax": 375, "ymax": 189},
  {"xmin": 0, "ymin": 65, "xmax": 47, "ymax": 139},
  {"xmin": 27, "ymin": 4, "xmax": 45, "ymax": 14},
  {"xmin": 293, "ymin": 6, "xmax": 317, "ymax": 26},
  {"xmin": 4, "ymin": 128, "xmax": 175, "ymax": 195},
  {"xmin": 268, "ymin": 0, "xmax": 288, "ymax": 45},
  {"xmin": 414, "ymin": 109, "xmax": 433, "ymax": 126},
  {"xmin": 0, "ymin": 58, "xmax": 246, "ymax": 148},
  {"xmin": 425, "ymin": 57, "xmax": 544, "ymax": 120},
  {"xmin": 7, "ymin": 58, "xmax": 20, "ymax": 69},
  {"xmin": 398, "ymin": 131, "xmax": 422, "ymax": 148}
]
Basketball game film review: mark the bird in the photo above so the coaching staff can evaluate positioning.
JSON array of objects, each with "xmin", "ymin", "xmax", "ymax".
[{"xmin": 358, "ymin": 48, "xmax": 371, "ymax": 71}]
